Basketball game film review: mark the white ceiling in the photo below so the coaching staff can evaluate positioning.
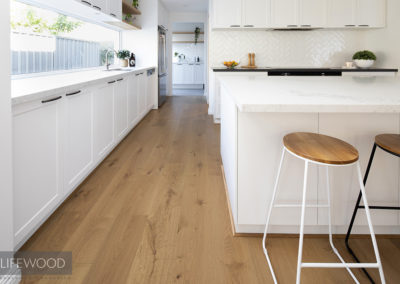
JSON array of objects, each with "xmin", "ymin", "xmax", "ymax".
[{"xmin": 160, "ymin": 0, "xmax": 208, "ymax": 12}]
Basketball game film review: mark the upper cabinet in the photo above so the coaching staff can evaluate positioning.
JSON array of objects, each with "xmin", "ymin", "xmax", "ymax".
[
  {"xmin": 356, "ymin": 0, "xmax": 386, "ymax": 28},
  {"xmin": 211, "ymin": 0, "xmax": 385, "ymax": 29},
  {"xmin": 107, "ymin": 0, "xmax": 123, "ymax": 20},
  {"xmin": 300, "ymin": 0, "xmax": 327, "ymax": 27},
  {"xmin": 327, "ymin": 0, "xmax": 386, "ymax": 28},
  {"xmin": 212, "ymin": 0, "xmax": 242, "ymax": 28},
  {"xmin": 270, "ymin": 0, "xmax": 297, "ymax": 28},
  {"xmin": 243, "ymin": 0, "xmax": 269, "ymax": 28},
  {"xmin": 91, "ymin": 0, "xmax": 107, "ymax": 11},
  {"xmin": 327, "ymin": 0, "xmax": 357, "ymax": 27}
]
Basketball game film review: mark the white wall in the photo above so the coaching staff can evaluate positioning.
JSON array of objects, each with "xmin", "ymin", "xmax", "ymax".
[
  {"xmin": 0, "ymin": 0, "xmax": 14, "ymax": 253},
  {"xmin": 168, "ymin": 12, "xmax": 209, "ymax": 97},
  {"xmin": 362, "ymin": 0, "xmax": 400, "ymax": 68},
  {"xmin": 122, "ymin": 0, "xmax": 158, "ymax": 68}
]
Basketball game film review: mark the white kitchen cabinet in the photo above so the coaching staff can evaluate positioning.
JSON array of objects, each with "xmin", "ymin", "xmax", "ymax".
[
  {"xmin": 327, "ymin": 0, "xmax": 357, "ymax": 28},
  {"xmin": 356, "ymin": 0, "xmax": 386, "ymax": 28},
  {"xmin": 243, "ymin": 0, "xmax": 269, "ymax": 28},
  {"xmin": 127, "ymin": 75, "xmax": 139, "ymax": 128},
  {"xmin": 300, "ymin": 0, "xmax": 327, "ymax": 27},
  {"xmin": 183, "ymin": 64, "xmax": 194, "ymax": 83},
  {"xmin": 173, "ymin": 64, "xmax": 184, "ymax": 85},
  {"xmin": 91, "ymin": 0, "xmax": 107, "ymax": 12},
  {"xmin": 107, "ymin": 0, "xmax": 122, "ymax": 20},
  {"xmin": 13, "ymin": 95, "xmax": 63, "ymax": 246},
  {"xmin": 146, "ymin": 70, "xmax": 156, "ymax": 111},
  {"xmin": 194, "ymin": 64, "xmax": 204, "ymax": 85},
  {"xmin": 114, "ymin": 78, "xmax": 129, "ymax": 142},
  {"xmin": 212, "ymin": 0, "xmax": 242, "ymax": 28},
  {"xmin": 270, "ymin": 0, "xmax": 298, "ymax": 28},
  {"xmin": 137, "ymin": 72, "xmax": 147, "ymax": 118},
  {"xmin": 93, "ymin": 82, "xmax": 115, "ymax": 162},
  {"xmin": 64, "ymin": 89, "xmax": 93, "ymax": 194}
]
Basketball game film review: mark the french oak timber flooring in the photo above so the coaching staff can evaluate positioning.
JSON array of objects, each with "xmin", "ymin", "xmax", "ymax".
[{"xmin": 20, "ymin": 96, "xmax": 400, "ymax": 283}]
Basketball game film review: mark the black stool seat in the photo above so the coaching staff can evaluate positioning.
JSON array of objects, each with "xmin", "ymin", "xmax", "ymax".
[
  {"xmin": 346, "ymin": 133, "xmax": 400, "ymax": 283},
  {"xmin": 375, "ymin": 134, "xmax": 400, "ymax": 156}
]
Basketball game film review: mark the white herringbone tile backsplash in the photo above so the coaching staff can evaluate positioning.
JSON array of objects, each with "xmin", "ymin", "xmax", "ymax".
[{"xmin": 210, "ymin": 30, "xmax": 364, "ymax": 67}]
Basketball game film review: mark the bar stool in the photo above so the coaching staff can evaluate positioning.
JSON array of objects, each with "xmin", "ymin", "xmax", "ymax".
[
  {"xmin": 262, "ymin": 132, "xmax": 386, "ymax": 284},
  {"xmin": 346, "ymin": 134, "xmax": 400, "ymax": 283}
]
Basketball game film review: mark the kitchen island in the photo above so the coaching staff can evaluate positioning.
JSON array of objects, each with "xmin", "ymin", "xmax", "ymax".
[{"xmin": 220, "ymin": 75, "xmax": 400, "ymax": 234}]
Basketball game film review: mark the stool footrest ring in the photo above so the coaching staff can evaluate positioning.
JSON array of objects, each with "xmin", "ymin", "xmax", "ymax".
[
  {"xmin": 274, "ymin": 204, "xmax": 329, "ymax": 208},
  {"xmin": 301, "ymin": 262, "xmax": 379, "ymax": 269}
]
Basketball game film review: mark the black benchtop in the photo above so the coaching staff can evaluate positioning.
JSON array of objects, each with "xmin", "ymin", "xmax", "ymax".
[{"xmin": 212, "ymin": 67, "xmax": 399, "ymax": 73}]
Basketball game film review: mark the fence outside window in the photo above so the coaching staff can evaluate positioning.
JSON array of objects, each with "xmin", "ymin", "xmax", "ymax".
[{"xmin": 11, "ymin": 32, "xmax": 109, "ymax": 75}]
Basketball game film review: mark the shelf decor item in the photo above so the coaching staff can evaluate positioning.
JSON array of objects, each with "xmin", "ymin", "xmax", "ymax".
[
  {"xmin": 194, "ymin": 27, "xmax": 201, "ymax": 44},
  {"xmin": 132, "ymin": 0, "xmax": 139, "ymax": 8},
  {"xmin": 353, "ymin": 50, "xmax": 377, "ymax": 68},
  {"xmin": 117, "ymin": 50, "xmax": 131, "ymax": 67},
  {"xmin": 223, "ymin": 61, "xmax": 239, "ymax": 69}
]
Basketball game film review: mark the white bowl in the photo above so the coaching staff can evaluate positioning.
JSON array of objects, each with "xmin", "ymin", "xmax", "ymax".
[{"xmin": 354, "ymin": 59, "xmax": 375, "ymax": 69}]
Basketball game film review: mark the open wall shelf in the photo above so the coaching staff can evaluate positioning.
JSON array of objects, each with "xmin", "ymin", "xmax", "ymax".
[{"xmin": 122, "ymin": 0, "xmax": 141, "ymax": 15}]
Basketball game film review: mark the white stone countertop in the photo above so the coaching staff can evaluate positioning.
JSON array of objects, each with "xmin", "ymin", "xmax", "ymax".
[
  {"xmin": 219, "ymin": 75, "xmax": 400, "ymax": 113},
  {"xmin": 11, "ymin": 66, "xmax": 156, "ymax": 105}
]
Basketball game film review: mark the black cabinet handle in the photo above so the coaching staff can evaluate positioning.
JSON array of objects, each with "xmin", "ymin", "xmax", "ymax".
[
  {"xmin": 66, "ymin": 90, "xmax": 81, "ymax": 97},
  {"xmin": 93, "ymin": 5, "xmax": 101, "ymax": 10},
  {"xmin": 42, "ymin": 96, "xmax": 62, "ymax": 104},
  {"xmin": 301, "ymin": 25, "xmax": 311, "ymax": 27},
  {"xmin": 287, "ymin": 25, "xmax": 298, "ymax": 27},
  {"xmin": 81, "ymin": 0, "xmax": 92, "ymax": 6},
  {"xmin": 244, "ymin": 25, "xmax": 254, "ymax": 27},
  {"xmin": 110, "ymin": 13, "xmax": 117, "ymax": 18},
  {"xmin": 358, "ymin": 24, "xmax": 369, "ymax": 27},
  {"xmin": 230, "ymin": 25, "xmax": 240, "ymax": 27},
  {"xmin": 117, "ymin": 78, "xmax": 124, "ymax": 81},
  {"xmin": 108, "ymin": 80, "xmax": 116, "ymax": 84},
  {"xmin": 135, "ymin": 74, "xmax": 141, "ymax": 76},
  {"xmin": 345, "ymin": 24, "xmax": 356, "ymax": 27}
]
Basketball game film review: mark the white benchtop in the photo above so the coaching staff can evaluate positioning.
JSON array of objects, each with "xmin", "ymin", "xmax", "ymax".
[
  {"xmin": 219, "ymin": 75, "xmax": 400, "ymax": 113},
  {"xmin": 11, "ymin": 66, "xmax": 155, "ymax": 105}
]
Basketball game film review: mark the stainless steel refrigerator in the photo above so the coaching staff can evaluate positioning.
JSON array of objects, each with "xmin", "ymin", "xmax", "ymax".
[{"xmin": 158, "ymin": 26, "xmax": 167, "ymax": 107}]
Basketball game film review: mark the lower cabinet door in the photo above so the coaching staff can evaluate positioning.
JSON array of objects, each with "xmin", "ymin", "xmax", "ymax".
[
  {"xmin": 137, "ymin": 72, "xmax": 147, "ymax": 117},
  {"xmin": 146, "ymin": 72, "xmax": 155, "ymax": 110},
  {"xmin": 128, "ymin": 75, "xmax": 139, "ymax": 127},
  {"xmin": 93, "ymin": 83, "xmax": 115, "ymax": 162},
  {"xmin": 13, "ymin": 97, "xmax": 63, "ymax": 246},
  {"xmin": 64, "ymin": 89, "xmax": 93, "ymax": 194},
  {"xmin": 114, "ymin": 78, "xmax": 129, "ymax": 141}
]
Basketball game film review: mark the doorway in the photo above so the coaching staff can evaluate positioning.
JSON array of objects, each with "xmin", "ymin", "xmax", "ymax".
[{"xmin": 171, "ymin": 22, "xmax": 205, "ymax": 96}]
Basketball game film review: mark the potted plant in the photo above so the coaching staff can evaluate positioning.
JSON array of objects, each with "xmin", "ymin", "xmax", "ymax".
[
  {"xmin": 132, "ymin": 0, "xmax": 139, "ymax": 8},
  {"xmin": 352, "ymin": 50, "xmax": 377, "ymax": 68},
  {"xmin": 194, "ymin": 27, "xmax": 201, "ymax": 44},
  {"xmin": 117, "ymin": 50, "xmax": 130, "ymax": 67}
]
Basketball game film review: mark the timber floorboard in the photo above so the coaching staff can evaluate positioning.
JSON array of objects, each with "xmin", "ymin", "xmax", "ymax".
[{"xmin": 20, "ymin": 96, "xmax": 400, "ymax": 283}]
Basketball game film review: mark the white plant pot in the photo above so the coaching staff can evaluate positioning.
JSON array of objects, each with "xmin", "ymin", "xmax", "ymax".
[
  {"xmin": 354, "ymin": 59, "xmax": 375, "ymax": 69},
  {"xmin": 119, "ymin": 59, "xmax": 129, "ymax": 67}
]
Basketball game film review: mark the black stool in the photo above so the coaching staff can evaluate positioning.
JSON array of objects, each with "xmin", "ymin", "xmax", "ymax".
[{"xmin": 346, "ymin": 134, "xmax": 400, "ymax": 283}]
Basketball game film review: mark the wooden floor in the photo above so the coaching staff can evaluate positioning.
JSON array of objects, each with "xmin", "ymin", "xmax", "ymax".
[{"xmin": 21, "ymin": 96, "xmax": 400, "ymax": 283}]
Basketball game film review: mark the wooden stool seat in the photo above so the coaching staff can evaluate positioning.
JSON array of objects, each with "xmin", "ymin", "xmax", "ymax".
[
  {"xmin": 283, "ymin": 132, "xmax": 359, "ymax": 165},
  {"xmin": 375, "ymin": 134, "xmax": 400, "ymax": 156}
]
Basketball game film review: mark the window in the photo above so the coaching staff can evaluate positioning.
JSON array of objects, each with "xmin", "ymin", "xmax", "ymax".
[{"xmin": 11, "ymin": 0, "xmax": 120, "ymax": 76}]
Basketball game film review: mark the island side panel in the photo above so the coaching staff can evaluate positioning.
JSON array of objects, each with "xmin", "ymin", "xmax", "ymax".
[
  {"xmin": 237, "ymin": 112, "xmax": 319, "ymax": 230},
  {"xmin": 221, "ymin": 86, "xmax": 238, "ymax": 228},
  {"xmin": 318, "ymin": 113, "xmax": 400, "ymax": 232}
]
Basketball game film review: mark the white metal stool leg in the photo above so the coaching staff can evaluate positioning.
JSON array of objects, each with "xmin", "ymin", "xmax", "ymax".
[
  {"xmin": 356, "ymin": 162, "xmax": 386, "ymax": 284},
  {"xmin": 295, "ymin": 160, "xmax": 309, "ymax": 284},
  {"xmin": 325, "ymin": 166, "xmax": 359, "ymax": 283},
  {"xmin": 262, "ymin": 148, "xmax": 286, "ymax": 284}
]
